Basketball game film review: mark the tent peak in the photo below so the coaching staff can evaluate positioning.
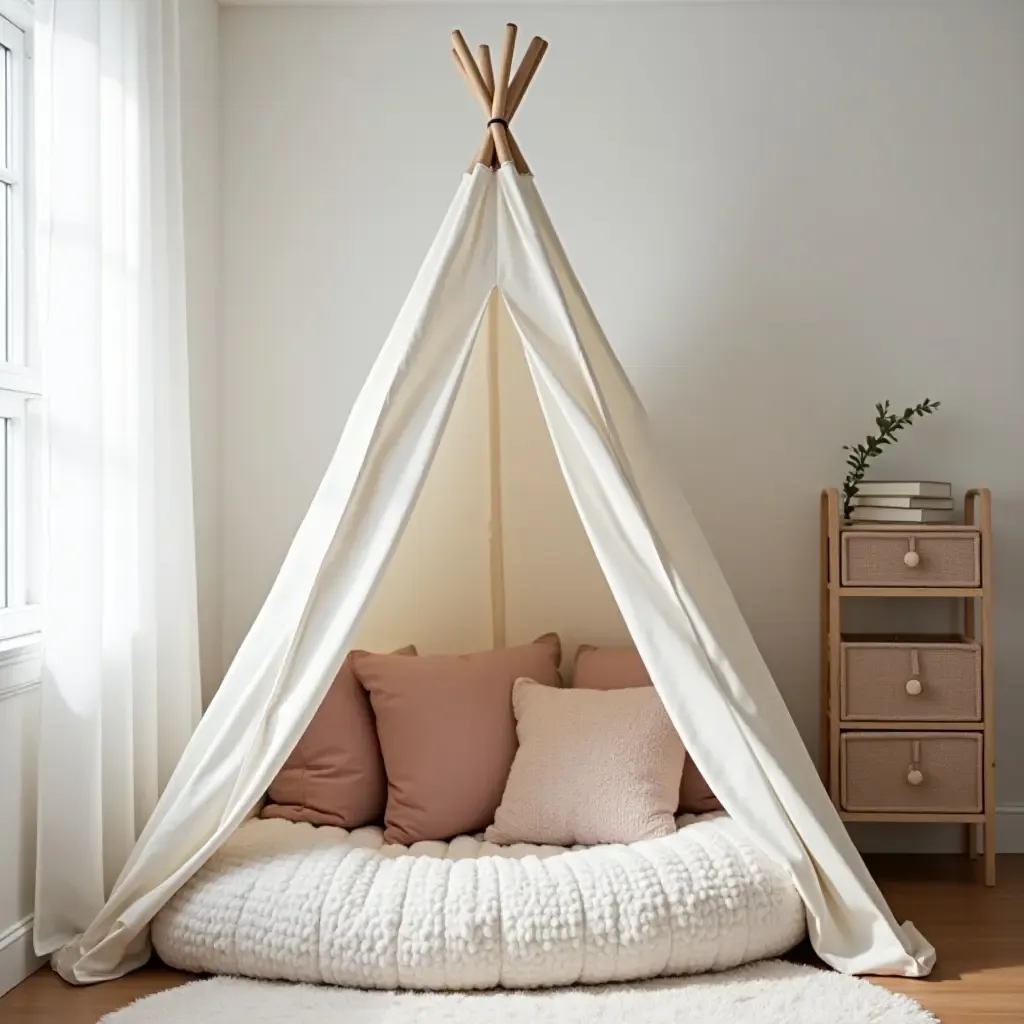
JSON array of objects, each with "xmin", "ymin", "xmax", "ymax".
[{"xmin": 451, "ymin": 24, "xmax": 548, "ymax": 175}]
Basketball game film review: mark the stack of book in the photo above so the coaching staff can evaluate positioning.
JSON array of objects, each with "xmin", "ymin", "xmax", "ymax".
[{"xmin": 849, "ymin": 481, "xmax": 954, "ymax": 523}]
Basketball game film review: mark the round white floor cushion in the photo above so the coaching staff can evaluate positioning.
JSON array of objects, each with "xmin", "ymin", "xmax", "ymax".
[{"xmin": 152, "ymin": 814, "xmax": 805, "ymax": 990}]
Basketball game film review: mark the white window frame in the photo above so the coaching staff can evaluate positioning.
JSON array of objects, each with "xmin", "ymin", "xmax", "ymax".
[{"xmin": 0, "ymin": 0, "xmax": 40, "ymax": 648}]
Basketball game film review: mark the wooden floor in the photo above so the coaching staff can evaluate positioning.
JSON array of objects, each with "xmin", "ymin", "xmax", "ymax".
[{"xmin": 3, "ymin": 855, "xmax": 1022, "ymax": 1023}]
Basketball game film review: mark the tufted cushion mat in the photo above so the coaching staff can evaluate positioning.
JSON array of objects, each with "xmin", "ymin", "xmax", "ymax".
[{"xmin": 152, "ymin": 813, "xmax": 806, "ymax": 990}]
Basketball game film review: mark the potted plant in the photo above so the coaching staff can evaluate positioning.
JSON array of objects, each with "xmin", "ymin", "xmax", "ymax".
[{"xmin": 841, "ymin": 398, "xmax": 941, "ymax": 520}]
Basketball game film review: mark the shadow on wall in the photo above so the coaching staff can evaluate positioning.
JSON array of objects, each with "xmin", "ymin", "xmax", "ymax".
[
  {"xmin": 630, "ymin": 270, "xmax": 1021, "ymax": 790},
  {"xmin": 625, "ymin": 268, "xmax": 967, "ymax": 754},
  {"xmin": 633, "ymin": 282, "xmax": 856, "ymax": 748}
]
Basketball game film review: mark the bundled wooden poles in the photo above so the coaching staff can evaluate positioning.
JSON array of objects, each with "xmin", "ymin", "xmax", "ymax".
[{"xmin": 451, "ymin": 24, "xmax": 548, "ymax": 173}]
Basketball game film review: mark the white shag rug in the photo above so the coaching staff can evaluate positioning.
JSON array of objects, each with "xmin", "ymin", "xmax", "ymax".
[{"xmin": 102, "ymin": 961, "xmax": 937, "ymax": 1023}]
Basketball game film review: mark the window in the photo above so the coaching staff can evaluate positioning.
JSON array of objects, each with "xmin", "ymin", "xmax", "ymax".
[{"xmin": 0, "ymin": 6, "xmax": 39, "ymax": 644}]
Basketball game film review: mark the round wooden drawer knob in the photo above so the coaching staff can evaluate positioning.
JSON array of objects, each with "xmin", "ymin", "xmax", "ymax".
[
  {"xmin": 907, "ymin": 768, "xmax": 924, "ymax": 786},
  {"xmin": 903, "ymin": 550, "xmax": 920, "ymax": 567},
  {"xmin": 905, "ymin": 679, "xmax": 923, "ymax": 696}
]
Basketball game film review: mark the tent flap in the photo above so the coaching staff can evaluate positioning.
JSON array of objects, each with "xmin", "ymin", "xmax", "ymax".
[{"xmin": 497, "ymin": 169, "xmax": 933, "ymax": 977}]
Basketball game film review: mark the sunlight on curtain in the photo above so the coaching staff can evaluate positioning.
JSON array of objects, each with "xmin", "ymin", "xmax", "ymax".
[{"xmin": 33, "ymin": 0, "xmax": 201, "ymax": 956}]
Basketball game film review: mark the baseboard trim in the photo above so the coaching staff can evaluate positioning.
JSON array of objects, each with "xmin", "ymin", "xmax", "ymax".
[
  {"xmin": 998, "ymin": 804, "xmax": 1024, "ymax": 850},
  {"xmin": 850, "ymin": 804, "xmax": 1024, "ymax": 854},
  {"xmin": 0, "ymin": 915, "xmax": 44, "ymax": 997},
  {"xmin": 0, "ymin": 634, "xmax": 43, "ymax": 702}
]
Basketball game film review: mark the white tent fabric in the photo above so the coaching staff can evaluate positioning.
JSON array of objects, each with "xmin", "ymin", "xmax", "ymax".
[{"xmin": 49, "ymin": 164, "xmax": 935, "ymax": 985}]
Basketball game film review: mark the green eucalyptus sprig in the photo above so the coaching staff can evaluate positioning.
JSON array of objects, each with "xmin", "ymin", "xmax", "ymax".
[{"xmin": 842, "ymin": 398, "xmax": 941, "ymax": 519}]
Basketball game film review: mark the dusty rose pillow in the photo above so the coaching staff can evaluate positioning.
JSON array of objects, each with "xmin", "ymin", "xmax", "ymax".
[
  {"xmin": 573, "ymin": 644, "xmax": 723, "ymax": 814},
  {"xmin": 261, "ymin": 645, "xmax": 415, "ymax": 828},
  {"xmin": 354, "ymin": 634, "xmax": 562, "ymax": 845},
  {"xmin": 486, "ymin": 679, "xmax": 685, "ymax": 846}
]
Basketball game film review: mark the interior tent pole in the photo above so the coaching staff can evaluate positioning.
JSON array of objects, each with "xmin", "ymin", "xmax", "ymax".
[
  {"xmin": 486, "ymin": 291, "xmax": 507, "ymax": 648},
  {"xmin": 450, "ymin": 22, "xmax": 550, "ymax": 649}
]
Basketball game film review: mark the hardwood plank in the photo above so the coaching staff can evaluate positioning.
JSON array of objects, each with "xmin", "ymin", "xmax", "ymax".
[
  {"xmin": 0, "ymin": 962, "xmax": 192, "ymax": 1023},
  {"xmin": 866, "ymin": 854, "xmax": 1024, "ymax": 1022},
  {"xmin": 3, "ymin": 856, "xmax": 1022, "ymax": 1023}
]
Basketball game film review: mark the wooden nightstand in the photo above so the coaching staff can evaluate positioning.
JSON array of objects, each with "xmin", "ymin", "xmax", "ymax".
[{"xmin": 819, "ymin": 487, "xmax": 995, "ymax": 885}]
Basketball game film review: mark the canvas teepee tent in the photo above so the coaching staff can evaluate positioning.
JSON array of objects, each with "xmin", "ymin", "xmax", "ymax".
[{"xmin": 45, "ymin": 25, "xmax": 934, "ymax": 985}]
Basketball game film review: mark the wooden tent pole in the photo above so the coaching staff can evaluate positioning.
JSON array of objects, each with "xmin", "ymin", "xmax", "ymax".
[
  {"xmin": 451, "ymin": 40, "xmax": 500, "ymax": 164},
  {"xmin": 488, "ymin": 24, "xmax": 517, "ymax": 166},
  {"xmin": 507, "ymin": 37, "xmax": 548, "ymax": 119},
  {"xmin": 451, "ymin": 32, "xmax": 494, "ymax": 110},
  {"xmin": 451, "ymin": 46, "xmax": 504, "ymax": 171},
  {"xmin": 476, "ymin": 45, "xmax": 498, "ymax": 169},
  {"xmin": 506, "ymin": 131, "xmax": 529, "ymax": 175},
  {"xmin": 451, "ymin": 49, "xmax": 493, "ymax": 172},
  {"xmin": 486, "ymin": 291, "xmax": 507, "ymax": 648},
  {"xmin": 502, "ymin": 36, "xmax": 547, "ymax": 175},
  {"xmin": 477, "ymin": 44, "xmax": 494, "ymax": 93}
]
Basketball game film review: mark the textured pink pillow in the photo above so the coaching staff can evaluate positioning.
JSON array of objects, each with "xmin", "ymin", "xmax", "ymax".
[
  {"xmin": 354, "ymin": 634, "xmax": 562, "ymax": 845},
  {"xmin": 573, "ymin": 644, "xmax": 723, "ymax": 814},
  {"xmin": 261, "ymin": 645, "xmax": 416, "ymax": 828},
  {"xmin": 486, "ymin": 679, "xmax": 685, "ymax": 846}
]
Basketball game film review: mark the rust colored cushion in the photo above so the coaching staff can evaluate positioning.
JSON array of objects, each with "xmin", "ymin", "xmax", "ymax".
[
  {"xmin": 354, "ymin": 634, "xmax": 563, "ymax": 845},
  {"xmin": 572, "ymin": 644, "xmax": 723, "ymax": 815},
  {"xmin": 261, "ymin": 645, "xmax": 416, "ymax": 828}
]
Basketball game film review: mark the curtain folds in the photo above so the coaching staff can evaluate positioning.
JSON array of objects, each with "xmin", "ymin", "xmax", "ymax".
[{"xmin": 33, "ymin": 0, "xmax": 201, "ymax": 956}]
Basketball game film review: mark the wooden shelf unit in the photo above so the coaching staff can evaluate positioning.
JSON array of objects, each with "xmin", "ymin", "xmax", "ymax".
[{"xmin": 820, "ymin": 487, "xmax": 995, "ymax": 885}]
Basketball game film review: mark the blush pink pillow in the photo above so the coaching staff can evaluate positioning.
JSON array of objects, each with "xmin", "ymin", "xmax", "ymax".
[
  {"xmin": 486, "ymin": 679, "xmax": 685, "ymax": 846},
  {"xmin": 572, "ymin": 644, "xmax": 723, "ymax": 814},
  {"xmin": 261, "ymin": 645, "xmax": 416, "ymax": 828},
  {"xmin": 354, "ymin": 634, "xmax": 562, "ymax": 845}
]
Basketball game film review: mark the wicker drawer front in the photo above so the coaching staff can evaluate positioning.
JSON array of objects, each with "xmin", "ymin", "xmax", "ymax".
[
  {"xmin": 840, "ymin": 642, "xmax": 981, "ymax": 721},
  {"xmin": 841, "ymin": 532, "xmax": 980, "ymax": 587},
  {"xmin": 841, "ymin": 732, "xmax": 983, "ymax": 813}
]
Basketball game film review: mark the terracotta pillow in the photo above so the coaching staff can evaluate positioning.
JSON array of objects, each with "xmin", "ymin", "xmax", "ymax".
[
  {"xmin": 261, "ymin": 645, "xmax": 415, "ymax": 828},
  {"xmin": 572, "ymin": 644, "xmax": 723, "ymax": 814},
  {"xmin": 354, "ymin": 634, "xmax": 562, "ymax": 845},
  {"xmin": 486, "ymin": 679, "xmax": 685, "ymax": 846}
]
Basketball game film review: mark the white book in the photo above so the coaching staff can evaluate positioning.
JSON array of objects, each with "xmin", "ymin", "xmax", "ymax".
[
  {"xmin": 850, "ymin": 496, "xmax": 954, "ymax": 510},
  {"xmin": 849, "ymin": 506, "xmax": 954, "ymax": 523},
  {"xmin": 855, "ymin": 480, "xmax": 951, "ymax": 498}
]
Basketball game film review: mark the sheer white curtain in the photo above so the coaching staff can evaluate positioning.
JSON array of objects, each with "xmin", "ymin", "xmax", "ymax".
[{"xmin": 33, "ymin": 0, "xmax": 201, "ymax": 957}]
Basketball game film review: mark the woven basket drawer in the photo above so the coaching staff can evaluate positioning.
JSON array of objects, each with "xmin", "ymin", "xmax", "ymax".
[
  {"xmin": 841, "ymin": 732, "xmax": 983, "ymax": 813},
  {"xmin": 840, "ymin": 642, "xmax": 981, "ymax": 721},
  {"xmin": 840, "ymin": 532, "xmax": 980, "ymax": 587}
]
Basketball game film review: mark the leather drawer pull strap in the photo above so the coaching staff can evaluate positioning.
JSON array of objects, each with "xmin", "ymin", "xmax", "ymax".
[
  {"xmin": 903, "ymin": 536, "xmax": 920, "ymax": 568},
  {"xmin": 906, "ymin": 650, "xmax": 923, "ymax": 696},
  {"xmin": 907, "ymin": 740, "xmax": 924, "ymax": 786}
]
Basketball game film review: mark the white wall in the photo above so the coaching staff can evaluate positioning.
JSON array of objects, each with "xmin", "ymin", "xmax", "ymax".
[
  {"xmin": 220, "ymin": 3, "xmax": 1024, "ymax": 835},
  {"xmin": 181, "ymin": 0, "xmax": 223, "ymax": 703}
]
